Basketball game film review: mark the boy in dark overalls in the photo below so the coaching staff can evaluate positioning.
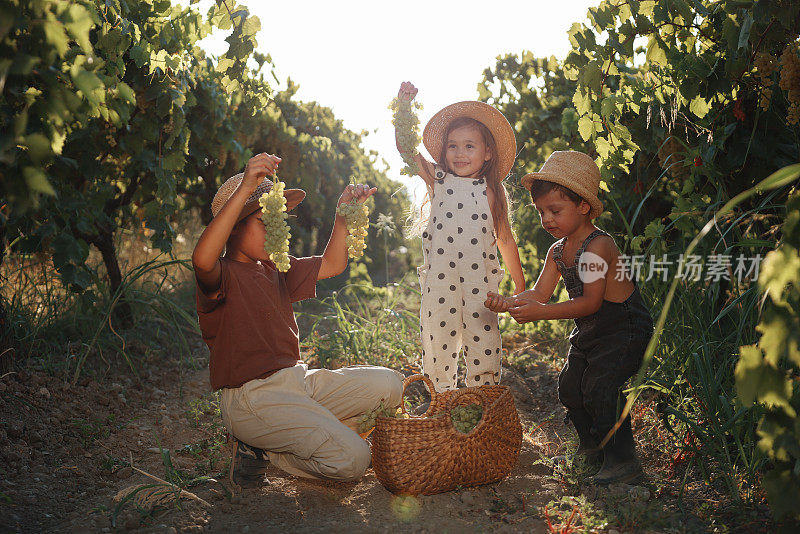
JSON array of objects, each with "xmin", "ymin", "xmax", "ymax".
[{"xmin": 485, "ymin": 151, "xmax": 654, "ymax": 484}]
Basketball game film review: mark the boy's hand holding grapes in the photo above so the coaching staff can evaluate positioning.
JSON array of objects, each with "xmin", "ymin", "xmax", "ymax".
[{"xmin": 337, "ymin": 183, "xmax": 377, "ymax": 206}]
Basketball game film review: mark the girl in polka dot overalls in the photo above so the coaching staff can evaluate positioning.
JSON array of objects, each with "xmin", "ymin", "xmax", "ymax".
[{"xmin": 395, "ymin": 82, "xmax": 526, "ymax": 393}]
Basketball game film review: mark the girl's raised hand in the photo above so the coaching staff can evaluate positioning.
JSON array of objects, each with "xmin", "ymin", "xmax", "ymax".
[
  {"xmin": 397, "ymin": 81, "xmax": 418, "ymax": 102},
  {"xmin": 338, "ymin": 183, "xmax": 377, "ymax": 206}
]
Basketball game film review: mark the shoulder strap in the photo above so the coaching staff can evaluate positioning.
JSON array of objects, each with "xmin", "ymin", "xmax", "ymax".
[
  {"xmin": 574, "ymin": 229, "xmax": 610, "ymax": 265},
  {"xmin": 552, "ymin": 238, "xmax": 567, "ymax": 270}
]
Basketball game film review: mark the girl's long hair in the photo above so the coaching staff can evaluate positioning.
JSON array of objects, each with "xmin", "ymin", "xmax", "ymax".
[{"xmin": 406, "ymin": 117, "xmax": 512, "ymax": 243}]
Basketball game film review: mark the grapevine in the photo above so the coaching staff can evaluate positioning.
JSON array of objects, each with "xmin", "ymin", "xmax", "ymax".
[
  {"xmin": 336, "ymin": 199, "xmax": 370, "ymax": 259},
  {"xmin": 390, "ymin": 96, "xmax": 423, "ymax": 176},
  {"xmin": 259, "ymin": 177, "xmax": 291, "ymax": 272},
  {"xmin": 779, "ymin": 43, "xmax": 800, "ymax": 125}
]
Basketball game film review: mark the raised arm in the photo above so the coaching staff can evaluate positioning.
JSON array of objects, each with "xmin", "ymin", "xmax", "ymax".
[
  {"xmin": 191, "ymin": 153, "xmax": 280, "ymax": 292},
  {"xmin": 395, "ymin": 81, "xmax": 436, "ymax": 188}
]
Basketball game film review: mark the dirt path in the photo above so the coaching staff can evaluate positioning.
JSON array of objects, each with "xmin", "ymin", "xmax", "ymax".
[{"xmin": 0, "ymin": 349, "xmax": 755, "ymax": 533}]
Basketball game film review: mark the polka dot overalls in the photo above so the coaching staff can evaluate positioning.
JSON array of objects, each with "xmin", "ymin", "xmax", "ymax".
[{"xmin": 418, "ymin": 166, "xmax": 505, "ymax": 393}]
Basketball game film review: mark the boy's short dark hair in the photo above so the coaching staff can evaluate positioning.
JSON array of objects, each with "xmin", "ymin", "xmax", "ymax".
[{"xmin": 529, "ymin": 180, "xmax": 584, "ymax": 206}]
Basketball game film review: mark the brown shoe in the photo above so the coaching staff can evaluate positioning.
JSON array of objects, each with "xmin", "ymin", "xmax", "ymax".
[{"xmin": 231, "ymin": 438, "xmax": 269, "ymax": 489}]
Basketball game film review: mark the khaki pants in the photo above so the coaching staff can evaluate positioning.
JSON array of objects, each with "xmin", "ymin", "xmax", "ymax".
[{"xmin": 220, "ymin": 363, "xmax": 403, "ymax": 481}]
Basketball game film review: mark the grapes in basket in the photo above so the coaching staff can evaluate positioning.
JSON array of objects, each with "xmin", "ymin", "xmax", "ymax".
[{"xmin": 450, "ymin": 403, "xmax": 483, "ymax": 434}]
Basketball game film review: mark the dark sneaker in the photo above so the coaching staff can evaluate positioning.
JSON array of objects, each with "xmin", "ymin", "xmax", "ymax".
[
  {"xmin": 230, "ymin": 438, "xmax": 269, "ymax": 489},
  {"xmin": 591, "ymin": 457, "xmax": 643, "ymax": 485},
  {"xmin": 592, "ymin": 417, "xmax": 643, "ymax": 485}
]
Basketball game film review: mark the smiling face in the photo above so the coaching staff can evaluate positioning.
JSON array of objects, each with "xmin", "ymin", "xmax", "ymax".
[
  {"xmin": 532, "ymin": 188, "xmax": 591, "ymax": 238},
  {"xmin": 444, "ymin": 125, "xmax": 492, "ymax": 178}
]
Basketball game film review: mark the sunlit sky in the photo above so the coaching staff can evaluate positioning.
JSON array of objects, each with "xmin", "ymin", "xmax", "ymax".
[{"xmin": 182, "ymin": 0, "xmax": 600, "ymax": 204}]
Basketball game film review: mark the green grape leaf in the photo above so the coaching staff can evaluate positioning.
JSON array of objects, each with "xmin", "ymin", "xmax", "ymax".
[
  {"xmin": 24, "ymin": 133, "xmax": 53, "ymax": 165},
  {"xmin": 578, "ymin": 115, "xmax": 595, "ymax": 141},
  {"xmin": 43, "ymin": 19, "xmax": 70, "ymax": 57},
  {"xmin": 689, "ymin": 96, "xmax": 710, "ymax": 118},
  {"xmin": 737, "ymin": 12, "xmax": 753, "ymax": 50},
  {"xmin": 23, "ymin": 167, "xmax": 56, "ymax": 195},
  {"xmin": 646, "ymin": 35, "xmax": 668, "ymax": 66},
  {"xmin": 64, "ymin": 4, "xmax": 94, "ymax": 52}
]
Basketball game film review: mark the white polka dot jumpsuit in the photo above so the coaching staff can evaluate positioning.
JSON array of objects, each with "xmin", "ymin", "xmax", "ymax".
[{"xmin": 418, "ymin": 166, "xmax": 505, "ymax": 393}]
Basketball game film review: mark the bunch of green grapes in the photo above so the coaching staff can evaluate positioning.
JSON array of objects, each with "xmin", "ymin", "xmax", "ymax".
[
  {"xmin": 779, "ymin": 42, "xmax": 800, "ymax": 125},
  {"xmin": 450, "ymin": 403, "xmax": 484, "ymax": 434},
  {"xmin": 390, "ymin": 96, "xmax": 423, "ymax": 176},
  {"xmin": 357, "ymin": 402, "xmax": 403, "ymax": 434},
  {"xmin": 336, "ymin": 200, "xmax": 370, "ymax": 259},
  {"xmin": 754, "ymin": 52, "xmax": 778, "ymax": 111},
  {"xmin": 259, "ymin": 178, "xmax": 291, "ymax": 272}
]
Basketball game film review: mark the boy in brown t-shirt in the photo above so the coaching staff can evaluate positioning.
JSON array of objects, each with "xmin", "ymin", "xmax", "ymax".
[{"xmin": 192, "ymin": 152, "xmax": 403, "ymax": 486}]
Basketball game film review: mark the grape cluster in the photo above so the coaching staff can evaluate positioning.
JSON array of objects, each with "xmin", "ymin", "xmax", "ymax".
[
  {"xmin": 450, "ymin": 403, "xmax": 484, "ymax": 434},
  {"xmin": 336, "ymin": 199, "xmax": 370, "ymax": 259},
  {"xmin": 259, "ymin": 178, "xmax": 291, "ymax": 272},
  {"xmin": 656, "ymin": 137, "xmax": 689, "ymax": 179},
  {"xmin": 779, "ymin": 43, "xmax": 800, "ymax": 125},
  {"xmin": 754, "ymin": 52, "xmax": 778, "ymax": 111},
  {"xmin": 357, "ymin": 402, "xmax": 404, "ymax": 434},
  {"xmin": 390, "ymin": 97, "xmax": 423, "ymax": 176},
  {"xmin": 357, "ymin": 399, "xmax": 484, "ymax": 434}
]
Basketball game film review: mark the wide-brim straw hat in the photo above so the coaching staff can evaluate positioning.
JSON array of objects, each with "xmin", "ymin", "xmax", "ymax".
[
  {"xmin": 521, "ymin": 151, "xmax": 604, "ymax": 219},
  {"xmin": 211, "ymin": 172, "xmax": 305, "ymax": 222},
  {"xmin": 422, "ymin": 101, "xmax": 517, "ymax": 180}
]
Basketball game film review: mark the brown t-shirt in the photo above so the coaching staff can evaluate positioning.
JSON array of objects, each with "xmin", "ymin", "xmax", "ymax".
[{"xmin": 196, "ymin": 255, "xmax": 323, "ymax": 390}]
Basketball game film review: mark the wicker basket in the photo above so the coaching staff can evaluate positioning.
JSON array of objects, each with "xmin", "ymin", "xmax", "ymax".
[{"xmin": 371, "ymin": 374, "xmax": 523, "ymax": 495}]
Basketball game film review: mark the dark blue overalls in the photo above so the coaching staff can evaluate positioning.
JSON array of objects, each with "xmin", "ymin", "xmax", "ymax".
[{"xmin": 553, "ymin": 230, "xmax": 654, "ymax": 442}]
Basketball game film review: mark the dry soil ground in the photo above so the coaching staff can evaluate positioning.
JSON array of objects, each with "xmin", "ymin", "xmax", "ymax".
[{"xmin": 0, "ymin": 340, "xmax": 773, "ymax": 533}]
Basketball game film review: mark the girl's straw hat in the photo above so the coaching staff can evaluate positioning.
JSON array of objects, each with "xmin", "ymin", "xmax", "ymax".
[
  {"xmin": 521, "ymin": 151, "xmax": 604, "ymax": 219},
  {"xmin": 423, "ymin": 101, "xmax": 517, "ymax": 179},
  {"xmin": 211, "ymin": 172, "xmax": 305, "ymax": 222}
]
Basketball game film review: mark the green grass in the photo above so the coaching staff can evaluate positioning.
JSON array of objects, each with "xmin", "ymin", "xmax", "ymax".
[{"xmin": 296, "ymin": 273, "xmax": 423, "ymax": 371}]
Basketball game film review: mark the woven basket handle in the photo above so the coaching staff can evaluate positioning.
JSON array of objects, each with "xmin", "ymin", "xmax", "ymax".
[
  {"xmin": 444, "ymin": 387, "xmax": 491, "ymax": 434},
  {"xmin": 400, "ymin": 374, "xmax": 437, "ymax": 417}
]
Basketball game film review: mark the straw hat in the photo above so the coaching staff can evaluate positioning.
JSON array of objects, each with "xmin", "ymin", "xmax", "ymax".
[
  {"xmin": 521, "ymin": 151, "xmax": 604, "ymax": 219},
  {"xmin": 422, "ymin": 101, "xmax": 517, "ymax": 180},
  {"xmin": 211, "ymin": 172, "xmax": 305, "ymax": 222}
]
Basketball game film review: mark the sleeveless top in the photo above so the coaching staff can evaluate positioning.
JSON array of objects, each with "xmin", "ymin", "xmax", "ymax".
[
  {"xmin": 553, "ymin": 229, "xmax": 652, "ymax": 345},
  {"xmin": 419, "ymin": 166, "xmax": 504, "ymax": 293}
]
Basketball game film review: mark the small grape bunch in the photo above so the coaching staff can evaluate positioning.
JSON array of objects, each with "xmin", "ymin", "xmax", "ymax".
[
  {"xmin": 336, "ymin": 199, "xmax": 370, "ymax": 259},
  {"xmin": 390, "ymin": 96, "xmax": 423, "ymax": 176},
  {"xmin": 450, "ymin": 403, "xmax": 484, "ymax": 434},
  {"xmin": 779, "ymin": 42, "xmax": 800, "ymax": 125},
  {"xmin": 754, "ymin": 51, "xmax": 778, "ymax": 111},
  {"xmin": 259, "ymin": 178, "xmax": 291, "ymax": 272},
  {"xmin": 357, "ymin": 402, "xmax": 402, "ymax": 434}
]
